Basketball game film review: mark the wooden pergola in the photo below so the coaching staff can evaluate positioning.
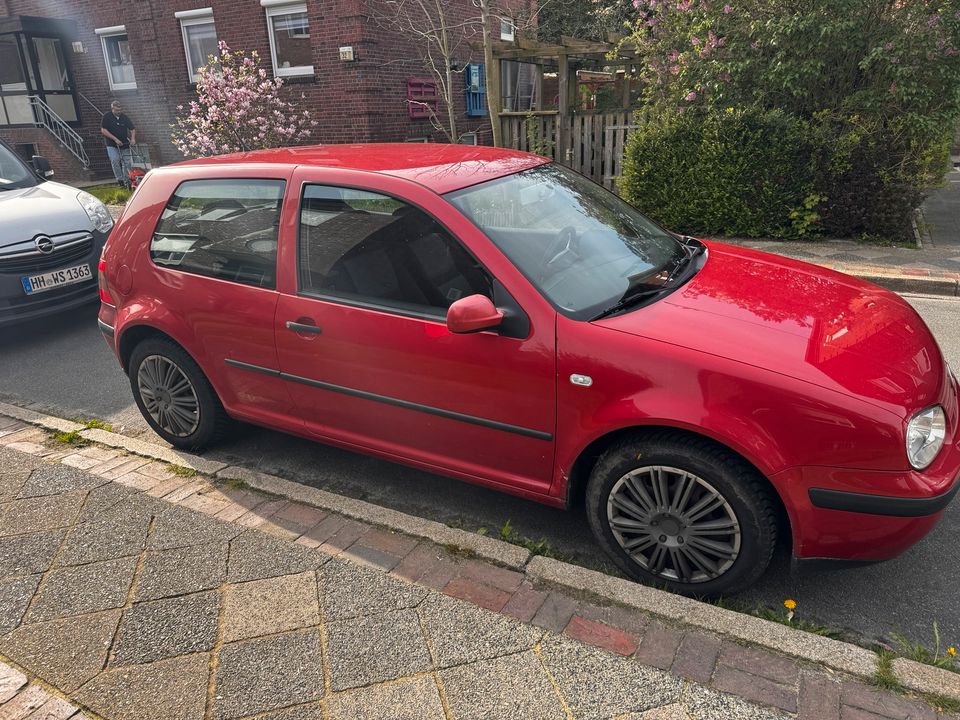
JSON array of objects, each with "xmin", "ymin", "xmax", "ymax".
[{"xmin": 484, "ymin": 34, "xmax": 640, "ymax": 160}]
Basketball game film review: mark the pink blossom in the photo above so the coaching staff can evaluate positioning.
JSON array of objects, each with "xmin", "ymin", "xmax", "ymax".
[
  {"xmin": 884, "ymin": 41, "xmax": 893, "ymax": 51},
  {"xmin": 670, "ymin": 64, "xmax": 681, "ymax": 74},
  {"xmin": 691, "ymin": 35, "xmax": 701, "ymax": 46},
  {"xmin": 685, "ymin": 91, "xmax": 697, "ymax": 101},
  {"xmin": 723, "ymin": 4, "xmax": 732, "ymax": 13}
]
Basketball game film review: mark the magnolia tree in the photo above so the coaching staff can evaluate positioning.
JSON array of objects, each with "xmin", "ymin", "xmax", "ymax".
[{"xmin": 172, "ymin": 42, "xmax": 316, "ymax": 157}]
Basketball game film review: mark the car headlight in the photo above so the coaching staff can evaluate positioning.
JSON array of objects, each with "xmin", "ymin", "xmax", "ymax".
[
  {"xmin": 77, "ymin": 191, "xmax": 114, "ymax": 234},
  {"xmin": 905, "ymin": 405, "xmax": 947, "ymax": 470}
]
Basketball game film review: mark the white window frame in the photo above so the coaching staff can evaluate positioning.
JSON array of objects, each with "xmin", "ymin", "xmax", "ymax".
[
  {"xmin": 176, "ymin": 8, "xmax": 217, "ymax": 83},
  {"xmin": 261, "ymin": 0, "xmax": 314, "ymax": 78},
  {"xmin": 500, "ymin": 17, "xmax": 516, "ymax": 42},
  {"xmin": 95, "ymin": 25, "xmax": 136, "ymax": 91}
]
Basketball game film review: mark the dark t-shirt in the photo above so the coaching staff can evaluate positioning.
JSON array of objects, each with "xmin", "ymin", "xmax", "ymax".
[{"xmin": 101, "ymin": 112, "xmax": 135, "ymax": 148}]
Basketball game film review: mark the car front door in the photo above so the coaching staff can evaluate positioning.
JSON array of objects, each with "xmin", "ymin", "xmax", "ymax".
[{"xmin": 271, "ymin": 168, "xmax": 557, "ymax": 497}]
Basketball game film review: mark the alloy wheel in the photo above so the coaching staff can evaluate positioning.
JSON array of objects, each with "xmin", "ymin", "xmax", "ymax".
[
  {"xmin": 137, "ymin": 354, "xmax": 201, "ymax": 437},
  {"xmin": 606, "ymin": 465, "xmax": 742, "ymax": 584}
]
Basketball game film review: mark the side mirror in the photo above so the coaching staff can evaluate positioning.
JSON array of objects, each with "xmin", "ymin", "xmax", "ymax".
[
  {"xmin": 31, "ymin": 155, "xmax": 54, "ymax": 178},
  {"xmin": 446, "ymin": 294, "xmax": 504, "ymax": 334}
]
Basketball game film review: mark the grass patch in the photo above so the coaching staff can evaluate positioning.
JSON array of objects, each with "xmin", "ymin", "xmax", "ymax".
[
  {"xmin": 870, "ymin": 649, "xmax": 902, "ymax": 691},
  {"xmin": 167, "ymin": 464, "xmax": 197, "ymax": 478},
  {"xmin": 891, "ymin": 623, "xmax": 958, "ymax": 673},
  {"xmin": 712, "ymin": 597, "xmax": 845, "ymax": 640},
  {"xmin": 477, "ymin": 519, "xmax": 564, "ymax": 560},
  {"xmin": 52, "ymin": 430, "xmax": 87, "ymax": 446},
  {"xmin": 83, "ymin": 419, "xmax": 113, "ymax": 432},
  {"xmin": 84, "ymin": 183, "xmax": 131, "ymax": 205}
]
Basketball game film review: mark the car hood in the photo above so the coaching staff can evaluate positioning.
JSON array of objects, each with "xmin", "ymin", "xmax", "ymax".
[
  {"xmin": 597, "ymin": 241, "xmax": 944, "ymax": 418},
  {"xmin": 0, "ymin": 182, "xmax": 92, "ymax": 246}
]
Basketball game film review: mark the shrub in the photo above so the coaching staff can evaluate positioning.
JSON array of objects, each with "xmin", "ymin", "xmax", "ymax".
[
  {"xmin": 621, "ymin": 107, "xmax": 819, "ymax": 238},
  {"xmin": 620, "ymin": 0, "xmax": 960, "ymax": 241}
]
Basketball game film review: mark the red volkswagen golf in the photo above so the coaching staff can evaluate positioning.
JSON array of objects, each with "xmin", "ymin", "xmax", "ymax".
[{"xmin": 98, "ymin": 144, "xmax": 960, "ymax": 595}]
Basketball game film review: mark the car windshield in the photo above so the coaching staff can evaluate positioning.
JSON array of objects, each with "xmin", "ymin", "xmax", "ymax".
[
  {"xmin": 445, "ymin": 163, "xmax": 685, "ymax": 321},
  {"xmin": 0, "ymin": 143, "xmax": 38, "ymax": 191}
]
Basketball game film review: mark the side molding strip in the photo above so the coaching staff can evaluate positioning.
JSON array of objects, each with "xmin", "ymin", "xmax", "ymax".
[{"xmin": 225, "ymin": 358, "xmax": 553, "ymax": 442}]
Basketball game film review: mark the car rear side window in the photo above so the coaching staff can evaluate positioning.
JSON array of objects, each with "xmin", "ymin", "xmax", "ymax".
[
  {"xmin": 298, "ymin": 184, "xmax": 491, "ymax": 316},
  {"xmin": 151, "ymin": 179, "xmax": 285, "ymax": 289}
]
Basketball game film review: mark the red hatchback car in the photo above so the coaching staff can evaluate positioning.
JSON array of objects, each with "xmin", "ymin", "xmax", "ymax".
[{"xmin": 98, "ymin": 144, "xmax": 960, "ymax": 595}]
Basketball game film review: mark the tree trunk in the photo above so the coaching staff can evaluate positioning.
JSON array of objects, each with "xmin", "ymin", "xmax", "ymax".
[
  {"xmin": 437, "ymin": 1, "xmax": 459, "ymax": 142},
  {"xmin": 479, "ymin": 0, "xmax": 502, "ymax": 147}
]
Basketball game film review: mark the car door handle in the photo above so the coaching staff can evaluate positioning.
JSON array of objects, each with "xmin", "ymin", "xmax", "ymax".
[{"xmin": 285, "ymin": 320, "xmax": 322, "ymax": 335}]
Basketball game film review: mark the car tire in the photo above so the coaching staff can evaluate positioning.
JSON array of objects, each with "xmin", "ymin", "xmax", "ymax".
[
  {"xmin": 128, "ymin": 337, "xmax": 230, "ymax": 451},
  {"xmin": 585, "ymin": 431, "xmax": 778, "ymax": 597}
]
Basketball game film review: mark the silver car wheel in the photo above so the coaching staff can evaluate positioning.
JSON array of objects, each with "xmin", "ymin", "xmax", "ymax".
[
  {"xmin": 137, "ymin": 354, "xmax": 201, "ymax": 437},
  {"xmin": 606, "ymin": 465, "xmax": 742, "ymax": 584}
]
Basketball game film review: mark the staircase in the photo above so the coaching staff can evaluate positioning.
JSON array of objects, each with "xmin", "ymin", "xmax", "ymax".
[{"xmin": 28, "ymin": 95, "xmax": 90, "ymax": 169}]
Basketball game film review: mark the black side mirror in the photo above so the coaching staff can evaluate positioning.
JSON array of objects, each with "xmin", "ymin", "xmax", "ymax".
[{"xmin": 31, "ymin": 155, "xmax": 54, "ymax": 178}]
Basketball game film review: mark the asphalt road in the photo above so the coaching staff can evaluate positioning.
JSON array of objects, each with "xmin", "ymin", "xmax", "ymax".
[{"xmin": 2, "ymin": 294, "xmax": 959, "ymax": 648}]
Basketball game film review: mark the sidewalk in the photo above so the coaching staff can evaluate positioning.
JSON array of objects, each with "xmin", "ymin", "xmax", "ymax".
[{"xmin": 0, "ymin": 419, "xmax": 956, "ymax": 720}]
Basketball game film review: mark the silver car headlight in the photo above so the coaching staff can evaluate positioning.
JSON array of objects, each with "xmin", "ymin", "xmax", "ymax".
[
  {"xmin": 77, "ymin": 191, "xmax": 114, "ymax": 234},
  {"xmin": 905, "ymin": 405, "xmax": 947, "ymax": 471}
]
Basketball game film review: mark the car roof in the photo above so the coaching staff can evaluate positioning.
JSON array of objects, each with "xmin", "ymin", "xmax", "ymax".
[{"xmin": 172, "ymin": 143, "xmax": 551, "ymax": 194}]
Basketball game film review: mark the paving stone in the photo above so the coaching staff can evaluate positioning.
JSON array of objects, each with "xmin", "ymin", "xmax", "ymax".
[
  {"xmin": 842, "ymin": 680, "xmax": 937, "ymax": 719},
  {"xmin": 799, "ymin": 672, "xmax": 841, "ymax": 720},
  {"xmin": 354, "ymin": 527, "xmax": 418, "ymax": 558},
  {"xmin": 539, "ymin": 634, "xmax": 683, "ymax": 720},
  {"xmin": 76, "ymin": 483, "xmax": 137, "ymax": 521},
  {"xmin": 682, "ymin": 684, "xmax": 791, "ymax": 720},
  {"xmin": 0, "ymin": 491, "xmax": 86, "ymax": 537},
  {"xmin": 318, "ymin": 519, "xmax": 369, "ymax": 553},
  {"xmin": 342, "ymin": 543, "xmax": 403, "ymax": 571},
  {"xmin": 227, "ymin": 530, "xmax": 326, "ymax": 583},
  {"xmin": 672, "ymin": 631, "xmax": 722, "ymax": 684},
  {"xmin": 327, "ymin": 676, "xmax": 445, "ymax": 720},
  {"xmin": 391, "ymin": 543, "xmax": 444, "ymax": 583},
  {"xmin": 530, "ymin": 591, "xmax": 578, "ymax": 632},
  {"xmin": 0, "ymin": 470, "xmax": 29, "ymax": 501},
  {"xmin": 16, "ymin": 464, "xmax": 106, "ymax": 499},
  {"xmin": 634, "ymin": 621, "xmax": 683, "ymax": 670},
  {"xmin": 0, "ymin": 610, "xmax": 120, "ymax": 691},
  {"xmin": 712, "ymin": 665, "xmax": 798, "ymax": 714},
  {"xmin": 75, "ymin": 652, "xmax": 210, "ymax": 720},
  {"xmin": 0, "ymin": 530, "xmax": 64, "ymax": 577},
  {"xmin": 326, "ymin": 608, "xmax": 432, "ymax": 690},
  {"xmin": 0, "ymin": 661, "xmax": 27, "ymax": 702},
  {"xmin": 456, "ymin": 559, "xmax": 525, "ymax": 593},
  {"xmin": 440, "ymin": 650, "xmax": 567, "ymax": 720},
  {"xmin": 718, "ymin": 642, "xmax": 800, "ymax": 685},
  {"xmin": 500, "ymin": 583, "xmax": 549, "ymax": 623},
  {"xmin": 419, "ymin": 592, "xmax": 542, "ymax": 669},
  {"xmin": 564, "ymin": 614, "xmax": 639, "ymax": 656},
  {"xmin": 112, "ymin": 591, "xmax": 220, "ymax": 666},
  {"xmin": 0, "ymin": 575, "xmax": 40, "ymax": 635},
  {"xmin": 223, "ymin": 571, "xmax": 319, "ymax": 642},
  {"xmin": 1, "ymin": 687, "xmax": 77, "ymax": 719},
  {"xmin": 253, "ymin": 704, "xmax": 325, "ymax": 720},
  {"xmin": 634, "ymin": 704, "xmax": 693, "ymax": 719},
  {"xmin": 320, "ymin": 558, "xmax": 428, "ymax": 621},
  {"xmin": 212, "ymin": 630, "xmax": 324, "ymax": 719},
  {"xmin": 55, "ymin": 505, "xmax": 152, "ymax": 567},
  {"xmin": 26, "ymin": 556, "xmax": 137, "ymax": 622},
  {"xmin": 576, "ymin": 602, "xmax": 650, "ymax": 637},
  {"xmin": 443, "ymin": 577, "xmax": 511, "ymax": 612},
  {"xmin": 135, "ymin": 542, "xmax": 229, "ymax": 601},
  {"xmin": 148, "ymin": 506, "xmax": 242, "ymax": 551}
]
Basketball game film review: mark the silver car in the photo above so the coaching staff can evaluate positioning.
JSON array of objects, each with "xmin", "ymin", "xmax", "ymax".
[{"xmin": 0, "ymin": 139, "xmax": 114, "ymax": 325}]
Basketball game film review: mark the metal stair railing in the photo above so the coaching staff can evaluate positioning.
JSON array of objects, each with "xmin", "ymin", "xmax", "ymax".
[{"xmin": 28, "ymin": 95, "xmax": 90, "ymax": 169}]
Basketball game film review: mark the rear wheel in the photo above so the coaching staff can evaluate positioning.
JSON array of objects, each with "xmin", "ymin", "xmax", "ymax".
[
  {"xmin": 128, "ymin": 337, "xmax": 229, "ymax": 451},
  {"xmin": 585, "ymin": 432, "xmax": 777, "ymax": 597}
]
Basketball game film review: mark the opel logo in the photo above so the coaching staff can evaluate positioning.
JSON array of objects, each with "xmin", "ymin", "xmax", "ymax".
[{"xmin": 34, "ymin": 235, "xmax": 54, "ymax": 254}]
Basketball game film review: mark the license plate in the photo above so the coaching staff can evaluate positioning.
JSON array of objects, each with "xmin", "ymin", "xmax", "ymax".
[{"xmin": 21, "ymin": 263, "xmax": 93, "ymax": 295}]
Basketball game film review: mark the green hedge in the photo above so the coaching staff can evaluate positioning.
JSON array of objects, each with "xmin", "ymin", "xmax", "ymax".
[{"xmin": 619, "ymin": 107, "xmax": 951, "ymax": 241}]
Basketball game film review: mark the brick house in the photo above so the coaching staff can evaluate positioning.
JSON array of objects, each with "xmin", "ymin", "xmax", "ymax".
[{"xmin": 0, "ymin": 0, "xmax": 531, "ymax": 181}]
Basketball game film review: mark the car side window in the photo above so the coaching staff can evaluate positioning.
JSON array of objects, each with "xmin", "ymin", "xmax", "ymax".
[
  {"xmin": 298, "ymin": 184, "xmax": 492, "ymax": 316},
  {"xmin": 151, "ymin": 179, "xmax": 285, "ymax": 290}
]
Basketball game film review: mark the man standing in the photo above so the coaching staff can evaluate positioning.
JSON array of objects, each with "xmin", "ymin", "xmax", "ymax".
[{"xmin": 100, "ymin": 101, "xmax": 137, "ymax": 189}]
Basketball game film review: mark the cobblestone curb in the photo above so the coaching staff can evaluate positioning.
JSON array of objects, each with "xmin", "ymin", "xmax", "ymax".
[{"xmin": 2, "ymin": 407, "xmax": 959, "ymax": 717}]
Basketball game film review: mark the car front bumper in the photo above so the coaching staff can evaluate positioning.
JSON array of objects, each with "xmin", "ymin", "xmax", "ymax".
[
  {"xmin": 0, "ymin": 230, "xmax": 107, "ymax": 326},
  {"xmin": 771, "ymin": 432, "xmax": 960, "ymax": 562}
]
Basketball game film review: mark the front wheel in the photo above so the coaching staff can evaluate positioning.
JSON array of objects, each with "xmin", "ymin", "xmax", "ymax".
[
  {"xmin": 128, "ymin": 337, "xmax": 230, "ymax": 451},
  {"xmin": 585, "ymin": 432, "xmax": 778, "ymax": 597}
]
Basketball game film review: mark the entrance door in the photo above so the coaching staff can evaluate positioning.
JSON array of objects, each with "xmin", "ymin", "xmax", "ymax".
[
  {"xmin": 273, "ymin": 178, "xmax": 557, "ymax": 495},
  {"xmin": 30, "ymin": 36, "xmax": 78, "ymax": 122}
]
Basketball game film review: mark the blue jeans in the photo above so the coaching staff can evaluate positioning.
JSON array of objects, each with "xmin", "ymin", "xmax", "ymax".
[{"xmin": 106, "ymin": 146, "xmax": 131, "ymax": 185}]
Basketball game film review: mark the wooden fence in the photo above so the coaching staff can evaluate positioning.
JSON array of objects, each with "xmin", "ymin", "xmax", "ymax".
[{"xmin": 500, "ymin": 110, "xmax": 639, "ymax": 192}]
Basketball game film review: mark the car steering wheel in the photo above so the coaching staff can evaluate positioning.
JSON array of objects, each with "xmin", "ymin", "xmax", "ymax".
[{"xmin": 539, "ymin": 226, "xmax": 580, "ymax": 281}]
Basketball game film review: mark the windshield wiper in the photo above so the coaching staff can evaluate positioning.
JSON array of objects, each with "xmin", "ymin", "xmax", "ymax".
[{"xmin": 590, "ymin": 286, "xmax": 671, "ymax": 321}]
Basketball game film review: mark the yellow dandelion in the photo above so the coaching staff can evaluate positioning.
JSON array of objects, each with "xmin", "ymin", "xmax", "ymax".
[
  {"xmin": 784, "ymin": 599, "xmax": 797, "ymax": 611},
  {"xmin": 949, "ymin": 647, "xmax": 957, "ymax": 657}
]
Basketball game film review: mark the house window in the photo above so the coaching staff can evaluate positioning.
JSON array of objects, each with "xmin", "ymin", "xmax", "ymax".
[
  {"xmin": 500, "ymin": 17, "xmax": 515, "ymax": 41},
  {"xmin": 176, "ymin": 8, "xmax": 219, "ymax": 83},
  {"xmin": 96, "ymin": 26, "xmax": 136, "ymax": 91},
  {"xmin": 262, "ymin": 1, "xmax": 313, "ymax": 77},
  {"xmin": 406, "ymin": 79, "xmax": 438, "ymax": 119},
  {"xmin": 460, "ymin": 132, "xmax": 478, "ymax": 145},
  {"xmin": 501, "ymin": 60, "xmax": 538, "ymax": 111}
]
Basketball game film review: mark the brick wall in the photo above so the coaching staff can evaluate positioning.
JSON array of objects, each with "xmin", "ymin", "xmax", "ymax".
[{"xmin": 0, "ymin": 0, "xmax": 527, "ymax": 180}]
